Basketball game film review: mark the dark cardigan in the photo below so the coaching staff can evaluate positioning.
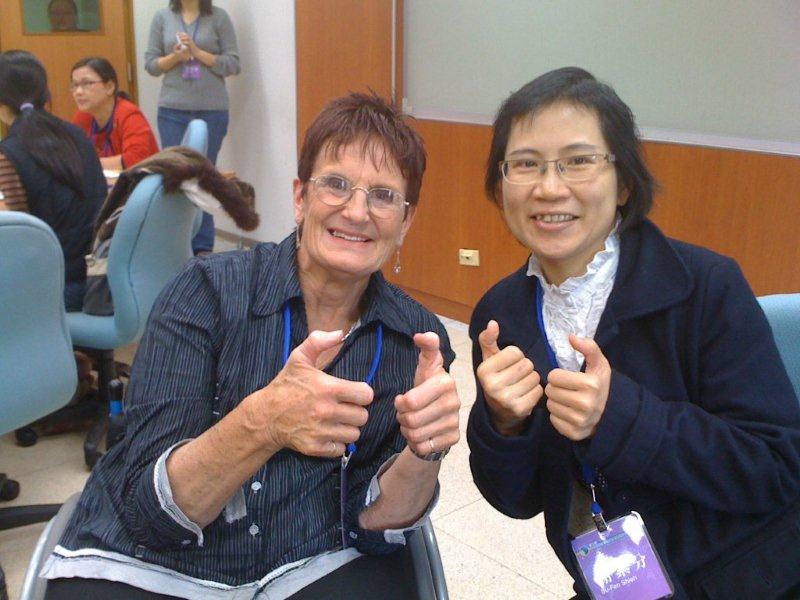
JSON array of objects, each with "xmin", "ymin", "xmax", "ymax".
[{"xmin": 468, "ymin": 219, "xmax": 800, "ymax": 598}]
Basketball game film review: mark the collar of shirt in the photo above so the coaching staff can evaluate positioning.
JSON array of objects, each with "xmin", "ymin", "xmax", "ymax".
[
  {"xmin": 526, "ymin": 217, "xmax": 621, "ymax": 371},
  {"xmin": 250, "ymin": 232, "xmax": 417, "ymax": 339}
]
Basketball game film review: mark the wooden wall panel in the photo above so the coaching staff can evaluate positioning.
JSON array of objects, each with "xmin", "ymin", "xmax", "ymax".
[
  {"xmin": 0, "ymin": 0, "xmax": 136, "ymax": 121},
  {"xmin": 391, "ymin": 119, "xmax": 800, "ymax": 322},
  {"xmin": 295, "ymin": 0, "xmax": 394, "ymax": 150}
]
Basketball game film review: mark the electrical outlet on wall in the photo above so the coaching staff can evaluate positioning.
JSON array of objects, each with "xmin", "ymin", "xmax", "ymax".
[{"xmin": 458, "ymin": 249, "xmax": 480, "ymax": 267}]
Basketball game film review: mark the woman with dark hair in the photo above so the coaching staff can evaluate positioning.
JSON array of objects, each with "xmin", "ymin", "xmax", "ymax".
[
  {"xmin": 71, "ymin": 57, "xmax": 159, "ymax": 170},
  {"xmin": 41, "ymin": 93, "xmax": 461, "ymax": 599},
  {"xmin": 468, "ymin": 67, "xmax": 800, "ymax": 598},
  {"xmin": 144, "ymin": 0, "xmax": 239, "ymax": 255},
  {"xmin": 0, "ymin": 50, "xmax": 106, "ymax": 310}
]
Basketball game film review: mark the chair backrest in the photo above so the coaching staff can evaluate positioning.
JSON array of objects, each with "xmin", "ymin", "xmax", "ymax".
[
  {"xmin": 108, "ymin": 174, "xmax": 199, "ymax": 344},
  {"xmin": 758, "ymin": 293, "xmax": 800, "ymax": 399},
  {"xmin": 181, "ymin": 119, "xmax": 208, "ymax": 235},
  {"xmin": 181, "ymin": 119, "xmax": 209, "ymax": 156},
  {"xmin": 0, "ymin": 212, "xmax": 77, "ymax": 433}
]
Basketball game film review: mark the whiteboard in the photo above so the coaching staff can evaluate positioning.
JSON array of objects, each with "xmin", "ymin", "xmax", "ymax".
[{"xmin": 404, "ymin": 0, "xmax": 800, "ymax": 155}]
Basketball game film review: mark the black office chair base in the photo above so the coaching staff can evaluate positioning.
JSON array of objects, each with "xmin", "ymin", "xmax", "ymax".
[
  {"xmin": 0, "ymin": 503, "xmax": 61, "ymax": 532},
  {"xmin": 0, "ymin": 475, "xmax": 20, "ymax": 502}
]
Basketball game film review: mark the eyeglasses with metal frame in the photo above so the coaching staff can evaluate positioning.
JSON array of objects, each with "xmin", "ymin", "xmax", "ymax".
[
  {"xmin": 69, "ymin": 80, "xmax": 104, "ymax": 92},
  {"xmin": 309, "ymin": 175, "xmax": 409, "ymax": 219},
  {"xmin": 500, "ymin": 153, "xmax": 616, "ymax": 185}
]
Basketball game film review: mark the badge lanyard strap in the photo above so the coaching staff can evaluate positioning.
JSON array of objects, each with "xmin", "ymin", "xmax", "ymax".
[
  {"xmin": 282, "ymin": 302, "xmax": 383, "ymax": 547},
  {"xmin": 90, "ymin": 100, "xmax": 116, "ymax": 157},
  {"xmin": 180, "ymin": 16, "xmax": 201, "ymax": 63},
  {"xmin": 534, "ymin": 279, "xmax": 607, "ymax": 532}
]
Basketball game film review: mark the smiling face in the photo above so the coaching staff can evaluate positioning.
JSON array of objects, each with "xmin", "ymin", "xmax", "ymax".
[
  {"xmin": 501, "ymin": 102, "xmax": 627, "ymax": 285},
  {"xmin": 70, "ymin": 66, "xmax": 114, "ymax": 115},
  {"xmin": 293, "ymin": 140, "xmax": 416, "ymax": 284}
]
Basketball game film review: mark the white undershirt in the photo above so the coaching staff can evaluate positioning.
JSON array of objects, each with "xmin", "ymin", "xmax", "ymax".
[{"xmin": 526, "ymin": 220, "xmax": 620, "ymax": 372}]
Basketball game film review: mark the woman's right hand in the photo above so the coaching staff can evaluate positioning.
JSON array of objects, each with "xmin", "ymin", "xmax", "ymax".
[
  {"xmin": 243, "ymin": 330, "xmax": 374, "ymax": 457},
  {"xmin": 476, "ymin": 320, "xmax": 543, "ymax": 436}
]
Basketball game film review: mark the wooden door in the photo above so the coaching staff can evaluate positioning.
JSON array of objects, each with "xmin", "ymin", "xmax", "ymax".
[
  {"xmin": 295, "ymin": 0, "xmax": 400, "ymax": 149},
  {"xmin": 0, "ymin": 0, "xmax": 137, "ymax": 121}
]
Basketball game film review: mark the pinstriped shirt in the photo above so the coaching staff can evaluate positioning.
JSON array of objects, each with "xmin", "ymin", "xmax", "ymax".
[{"xmin": 45, "ymin": 233, "xmax": 454, "ymax": 593}]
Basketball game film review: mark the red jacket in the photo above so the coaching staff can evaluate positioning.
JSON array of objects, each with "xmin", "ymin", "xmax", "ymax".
[{"xmin": 73, "ymin": 97, "xmax": 159, "ymax": 168}]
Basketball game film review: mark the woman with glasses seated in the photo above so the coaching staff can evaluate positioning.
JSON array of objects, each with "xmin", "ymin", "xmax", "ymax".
[
  {"xmin": 42, "ymin": 93, "xmax": 461, "ymax": 599},
  {"xmin": 70, "ymin": 57, "xmax": 159, "ymax": 171},
  {"xmin": 0, "ymin": 50, "xmax": 106, "ymax": 311},
  {"xmin": 468, "ymin": 67, "xmax": 800, "ymax": 599}
]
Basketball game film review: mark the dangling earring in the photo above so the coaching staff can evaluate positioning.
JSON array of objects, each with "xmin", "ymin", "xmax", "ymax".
[
  {"xmin": 392, "ymin": 249, "xmax": 402, "ymax": 274},
  {"xmin": 295, "ymin": 223, "xmax": 303, "ymax": 249}
]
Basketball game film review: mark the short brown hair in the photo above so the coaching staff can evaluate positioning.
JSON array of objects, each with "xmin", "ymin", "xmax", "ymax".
[{"xmin": 297, "ymin": 92, "xmax": 426, "ymax": 207}]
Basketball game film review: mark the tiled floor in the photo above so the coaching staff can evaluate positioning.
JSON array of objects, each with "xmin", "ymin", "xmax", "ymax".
[{"xmin": 0, "ymin": 320, "xmax": 575, "ymax": 600}]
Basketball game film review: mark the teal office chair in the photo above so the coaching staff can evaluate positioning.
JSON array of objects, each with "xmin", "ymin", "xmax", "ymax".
[
  {"xmin": 181, "ymin": 118, "xmax": 209, "ymax": 155},
  {"xmin": 0, "ymin": 212, "xmax": 76, "ymax": 530},
  {"xmin": 66, "ymin": 174, "xmax": 200, "ymax": 467},
  {"xmin": 758, "ymin": 293, "xmax": 800, "ymax": 399}
]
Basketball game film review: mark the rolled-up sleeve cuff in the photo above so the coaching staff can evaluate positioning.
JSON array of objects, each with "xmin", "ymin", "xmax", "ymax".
[
  {"xmin": 348, "ymin": 453, "xmax": 439, "ymax": 553},
  {"xmin": 153, "ymin": 439, "xmax": 205, "ymax": 546},
  {"xmin": 363, "ymin": 453, "xmax": 439, "ymax": 545}
]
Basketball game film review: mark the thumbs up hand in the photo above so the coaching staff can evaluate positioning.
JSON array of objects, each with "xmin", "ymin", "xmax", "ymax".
[
  {"xmin": 544, "ymin": 335, "xmax": 611, "ymax": 441},
  {"xmin": 395, "ymin": 333, "xmax": 461, "ymax": 459},
  {"xmin": 247, "ymin": 330, "xmax": 374, "ymax": 458},
  {"xmin": 475, "ymin": 320, "xmax": 543, "ymax": 436}
]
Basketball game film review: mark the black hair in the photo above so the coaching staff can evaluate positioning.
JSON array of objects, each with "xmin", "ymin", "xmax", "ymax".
[
  {"xmin": 48, "ymin": 0, "xmax": 77, "ymax": 11},
  {"xmin": 169, "ymin": 0, "xmax": 213, "ymax": 16},
  {"xmin": 485, "ymin": 67, "xmax": 657, "ymax": 231},
  {"xmin": 71, "ymin": 56, "xmax": 131, "ymax": 101},
  {"xmin": 0, "ymin": 50, "xmax": 84, "ymax": 194}
]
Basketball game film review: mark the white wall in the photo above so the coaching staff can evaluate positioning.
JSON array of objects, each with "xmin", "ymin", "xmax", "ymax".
[{"xmin": 132, "ymin": 0, "xmax": 298, "ymax": 243}]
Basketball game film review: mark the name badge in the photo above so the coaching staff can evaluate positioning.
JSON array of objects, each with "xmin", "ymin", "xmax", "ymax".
[
  {"xmin": 182, "ymin": 60, "xmax": 202, "ymax": 80},
  {"xmin": 571, "ymin": 512, "xmax": 673, "ymax": 599}
]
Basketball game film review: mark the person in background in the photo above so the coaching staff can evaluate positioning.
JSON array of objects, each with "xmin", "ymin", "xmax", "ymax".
[
  {"xmin": 71, "ymin": 57, "xmax": 159, "ymax": 171},
  {"xmin": 144, "ymin": 0, "xmax": 239, "ymax": 255},
  {"xmin": 48, "ymin": 0, "xmax": 79, "ymax": 32},
  {"xmin": 0, "ymin": 50, "xmax": 106, "ymax": 311},
  {"xmin": 467, "ymin": 67, "xmax": 800, "ymax": 599},
  {"xmin": 41, "ymin": 93, "xmax": 461, "ymax": 599}
]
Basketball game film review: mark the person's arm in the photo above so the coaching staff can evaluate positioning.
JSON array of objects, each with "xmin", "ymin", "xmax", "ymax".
[
  {"xmin": 166, "ymin": 328, "xmax": 373, "ymax": 528},
  {"xmin": 467, "ymin": 305, "xmax": 548, "ymax": 519},
  {"xmin": 144, "ymin": 12, "xmax": 188, "ymax": 76},
  {"xmin": 116, "ymin": 110, "xmax": 159, "ymax": 168},
  {"xmin": 0, "ymin": 153, "xmax": 29, "ymax": 213},
  {"xmin": 576, "ymin": 258, "xmax": 800, "ymax": 514},
  {"xmin": 358, "ymin": 332, "xmax": 459, "ymax": 531},
  {"xmin": 100, "ymin": 155, "xmax": 124, "ymax": 171},
  {"xmin": 177, "ymin": 11, "xmax": 240, "ymax": 75}
]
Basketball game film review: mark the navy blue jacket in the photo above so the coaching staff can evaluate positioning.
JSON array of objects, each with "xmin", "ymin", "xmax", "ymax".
[
  {"xmin": 0, "ymin": 117, "xmax": 105, "ymax": 285},
  {"xmin": 468, "ymin": 219, "xmax": 800, "ymax": 598}
]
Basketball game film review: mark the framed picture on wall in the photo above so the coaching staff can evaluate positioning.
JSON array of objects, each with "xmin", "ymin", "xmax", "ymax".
[{"xmin": 22, "ymin": 0, "xmax": 102, "ymax": 34}]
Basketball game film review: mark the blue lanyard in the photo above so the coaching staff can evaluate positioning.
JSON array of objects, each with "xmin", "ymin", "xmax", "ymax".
[
  {"xmin": 180, "ymin": 15, "xmax": 201, "ymax": 42},
  {"xmin": 534, "ymin": 278, "xmax": 607, "ymax": 531},
  {"xmin": 282, "ymin": 302, "xmax": 383, "ymax": 548},
  {"xmin": 90, "ymin": 101, "xmax": 115, "ymax": 157}
]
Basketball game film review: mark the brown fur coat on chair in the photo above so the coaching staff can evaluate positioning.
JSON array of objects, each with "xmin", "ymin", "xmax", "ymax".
[{"xmin": 95, "ymin": 146, "xmax": 259, "ymax": 245}]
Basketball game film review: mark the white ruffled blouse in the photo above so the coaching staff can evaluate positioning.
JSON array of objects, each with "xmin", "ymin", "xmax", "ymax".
[{"xmin": 526, "ymin": 221, "xmax": 620, "ymax": 372}]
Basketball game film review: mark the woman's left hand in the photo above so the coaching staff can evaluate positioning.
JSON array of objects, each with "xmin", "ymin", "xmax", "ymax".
[
  {"xmin": 545, "ymin": 335, "xmax": 611, "ymax": 441},
  {"xmin": 395, "ymin": 333, "xmax": 461, "ymax": 457}
]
